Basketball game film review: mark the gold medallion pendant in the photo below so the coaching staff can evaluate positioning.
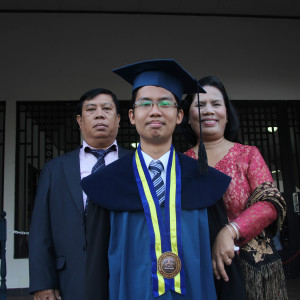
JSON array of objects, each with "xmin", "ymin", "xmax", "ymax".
[{"xmin": 158, "ymin": 252, "xmax": 181, "ymax": 279}]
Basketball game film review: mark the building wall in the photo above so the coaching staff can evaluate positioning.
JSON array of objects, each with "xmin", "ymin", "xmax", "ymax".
[{"xmin": 1, "ymin": 12, "xmax": 299, "ymax": 288}]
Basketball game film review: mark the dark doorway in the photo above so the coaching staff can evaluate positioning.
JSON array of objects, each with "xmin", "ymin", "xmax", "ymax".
[{"xmin": 233, "ymin": 100, "xmax": 300, "ymax": 278}]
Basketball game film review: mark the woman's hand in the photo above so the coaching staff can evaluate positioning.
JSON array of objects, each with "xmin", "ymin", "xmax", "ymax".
[{"xmin": 212, "ymin": 225, "xmax": 236, "ymax": 282}]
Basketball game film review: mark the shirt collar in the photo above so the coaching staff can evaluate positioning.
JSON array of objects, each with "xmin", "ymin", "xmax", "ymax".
[
  {"xmin": 82, "ymin": 140, "xmax": 118, "ymax": 156},
  {"xmin": 141, "ymin": 150, "xmax": 170, "ymax": 172}
]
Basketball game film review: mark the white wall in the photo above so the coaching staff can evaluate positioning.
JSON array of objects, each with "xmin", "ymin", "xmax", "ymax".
[
  {"xmin": 0, "ymin": 12, "xmax": 299, "ymax": 289},
  {"xmin": 1, "ymin": 13, "xmax": 300, "ymax": 101}
]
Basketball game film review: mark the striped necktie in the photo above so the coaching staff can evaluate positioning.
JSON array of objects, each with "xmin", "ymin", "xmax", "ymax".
[
  {"xmin": 87, "ymin": 144, "xmax": 117, "ymax": 173},
  {"xmin": 84, "ymin": 145, "xmax": 116, "ymax": 212},
  {"xmin": 149, "ymin": 160, "xmax": 165, "ymax": 205}
]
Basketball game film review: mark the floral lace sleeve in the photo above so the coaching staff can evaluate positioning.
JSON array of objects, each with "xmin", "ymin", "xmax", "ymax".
[
  {"xmin": 234, "ymin": 201, "xmax": 277, "ymax": 245},
  {"xmin": 233, "ymin": 147, "xmax": 278, "ymax": 245},
  {"xmin": 184, "ymin": 145, "xmax": 279, "ymax": 245}
]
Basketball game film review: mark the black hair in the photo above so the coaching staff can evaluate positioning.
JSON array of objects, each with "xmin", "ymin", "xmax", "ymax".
[
  {"xmin": 77, "ymin": 88, "xmax": 120, "ymax": 116},
  {"xmin": 181, "ymin": 76, "xmax": 239, "ymax": 146}
]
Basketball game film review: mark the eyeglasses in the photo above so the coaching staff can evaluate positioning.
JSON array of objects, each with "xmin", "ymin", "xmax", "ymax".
[{"xmin": 133, "ymin": 99, "xmax": 178, "ymax": 110}]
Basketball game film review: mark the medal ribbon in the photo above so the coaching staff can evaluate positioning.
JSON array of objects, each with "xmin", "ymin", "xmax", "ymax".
[{"xmin": 133, "ymin": 145, "xmax": 186, "ymax": 297}]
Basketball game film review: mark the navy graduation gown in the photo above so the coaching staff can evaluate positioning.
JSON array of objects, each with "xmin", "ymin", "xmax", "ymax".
[{"xmin": 83, "ymin": 152, "xmax": 246, "ymax": 300}]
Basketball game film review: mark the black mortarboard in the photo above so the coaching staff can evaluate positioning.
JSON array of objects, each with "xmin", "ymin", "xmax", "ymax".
[
  {"xmin": 112, "ymin": 59, "xmax": 205, "ymax": 100},
  {"xmin": 113, "ymin": 59, "xmax": 208, "ymax": 175}
]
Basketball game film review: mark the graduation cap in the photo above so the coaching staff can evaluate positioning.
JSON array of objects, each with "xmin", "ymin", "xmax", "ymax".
[
  {"xmin": 112, "ymin": 59, "xmax": 206, "ymax": 101},
  {"xmin": 113, "ymin": 59, "xmax": 208, "ymax": 175}
]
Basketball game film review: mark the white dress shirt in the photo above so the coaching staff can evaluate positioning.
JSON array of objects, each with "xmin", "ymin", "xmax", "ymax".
[
  {"xmin": 79, "ymin": 140, "xmax": 119, "ymax": 207},
  {"xmin": 141, "ymin": 150, "xmax": 170, "ymax": 184}
]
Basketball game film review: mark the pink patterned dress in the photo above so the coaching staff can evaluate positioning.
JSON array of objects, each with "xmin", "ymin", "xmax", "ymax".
[{"xmin": 184, "ymin": 143, "xmax": 278, "ymax": 246}]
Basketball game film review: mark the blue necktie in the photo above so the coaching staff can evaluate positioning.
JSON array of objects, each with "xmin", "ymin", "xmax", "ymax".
[
  {"xmin": 149, "ymin": 160, "xmax": 165, "ymax": 205},
  {"xmin": 86, "ymin": 144, "xmax": 117, "ymax": 173},
  {"xmin": 84, "ymin": 145, "xmax": 116, "ymax": 211}
]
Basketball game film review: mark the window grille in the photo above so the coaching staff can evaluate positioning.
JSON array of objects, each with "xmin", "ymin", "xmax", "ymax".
[
  {"xmin": 287, "ymin": 104, "xmax": 300, "ymax": 193},
  {"xmin": 234, "ymin": 101, "xmax": 283, "ymax": 191},
  {"xmin": 117, "ymin": 101, "xmax": 139, "ymax": 149},
  {"xmin": 15, "ymin": 101, "xmax": 80, "ymax": 258},
  {"xmin": 14, "ymin": 99, "xmax": 300, "ymax": 269}
]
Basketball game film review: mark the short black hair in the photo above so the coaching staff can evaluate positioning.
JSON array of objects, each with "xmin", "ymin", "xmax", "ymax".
[
  {"xmin": 181, "ymin": 76, "xmax": 239, "ymax": 146},
  {"xmin": 77, "ymin": 88, "xmax": 120, "ymax": 116}
]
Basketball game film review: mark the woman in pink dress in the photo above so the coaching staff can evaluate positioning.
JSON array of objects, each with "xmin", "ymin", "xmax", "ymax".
[{"xmin": 181, "ymin": 76, "xmax": 287, "ymax": 300}]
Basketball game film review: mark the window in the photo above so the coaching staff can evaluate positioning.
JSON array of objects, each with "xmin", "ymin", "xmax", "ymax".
[{"xmin": 14, "ymin": 101, "xmax": 80, "ymax": 258}]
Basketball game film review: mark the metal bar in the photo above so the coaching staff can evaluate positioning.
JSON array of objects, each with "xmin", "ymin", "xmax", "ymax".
[
  {"xmin": 0, "ymin": 101, "xmax": 6, "ymax": 297},
  {"xmin": 239, "ymin": 109, "xmax": 246, "ymax": 144},
  {"xmin": 291, "ymin": 105, "xmax": 300, "ymax": 190},
  {"xmin": 271, "ymin": 105, "xmax": 280, "ymax": 190},
  {"xmin": 14, "ymin": 103, "xmax": 22, "ymax": 257},
  {"xmin": 0, "ymin": 211, "xmax": 7, "ymax": 299},
  {"xmin": 0, "ymin": 103, "xmax": 5, "ymax": 214},
  {"xmin": 271, "ymin": 105, "xmax": 280, "ymax": 187},
  {"xmin": 264, "ymin": 106, "xmax": 273, "ymax": 180}
]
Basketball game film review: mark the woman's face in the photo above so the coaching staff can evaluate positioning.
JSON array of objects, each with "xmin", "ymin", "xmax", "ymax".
[{"xmin": 189, "ymin": 85, "xmax": 227, "ymax": 142}]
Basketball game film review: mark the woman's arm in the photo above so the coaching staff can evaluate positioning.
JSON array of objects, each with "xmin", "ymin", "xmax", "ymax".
[{"xmin": 232, "ymin": 146, "xmax": 278, "ymax": 245}]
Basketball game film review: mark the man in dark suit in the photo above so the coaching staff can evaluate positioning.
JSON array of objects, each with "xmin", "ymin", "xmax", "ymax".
[{"xmin": 29, "ymin": 88, "xmax": 131, "ymax": 300}]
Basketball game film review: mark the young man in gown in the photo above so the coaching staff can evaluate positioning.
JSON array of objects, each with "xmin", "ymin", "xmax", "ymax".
[{"xmin": 82, "ymin": 60, "xmax": 246, "ymax": 300}]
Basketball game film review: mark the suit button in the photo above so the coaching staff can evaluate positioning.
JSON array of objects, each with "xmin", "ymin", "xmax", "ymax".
[{"xmin": 83, "ymin": 246, "xmax": 86, "ymax": 251}]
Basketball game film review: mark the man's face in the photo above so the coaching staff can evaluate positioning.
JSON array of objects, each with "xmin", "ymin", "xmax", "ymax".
[
  {"xmin": 77, "ymin": 93, "xmax": 120, "ymax": 148},
  {"xmin": 129, "ymin": 86, "xmax": 183, "ymax": 146}
]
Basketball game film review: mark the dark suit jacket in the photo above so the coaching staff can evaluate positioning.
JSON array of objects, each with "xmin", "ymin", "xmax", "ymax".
[{"xmin": 29, "ymin": 145, "xmax": 131, "ymax": 300}]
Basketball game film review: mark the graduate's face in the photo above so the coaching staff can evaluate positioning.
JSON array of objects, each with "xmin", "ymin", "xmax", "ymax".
[
  {"xmin": 189, "ymin": 85, "xmax": 227, "ymax": 142},
  {"xmin": 129, "ymin": 86, "xmax": 183, "ymax": 146},
  {"xmin": 77, "ymin": 94, "xmax": 120, "ymax": 148}
]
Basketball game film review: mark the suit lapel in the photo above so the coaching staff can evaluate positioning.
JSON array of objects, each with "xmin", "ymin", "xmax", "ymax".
[
  {"xmin": 62, "ymin": 148, "xmax": 84, "ymax": 214},
  {"xmin": 63, "ymin": 145, "xmax": 130, "ymax": 214}
]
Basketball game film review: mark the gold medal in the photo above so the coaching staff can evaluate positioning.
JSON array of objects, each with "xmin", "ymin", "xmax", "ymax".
[{"xmin": 157, "ymin": 252, "xmax": 181, "ymax": 279}]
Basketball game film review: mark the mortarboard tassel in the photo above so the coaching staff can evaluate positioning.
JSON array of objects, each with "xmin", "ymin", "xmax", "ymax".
[
  {"xmin": 196, "ymin": 82, "xmax": 208, "ymax": 175},
  {"xmin": 197, "ymin": 139, "xmax": 208, "ymax": 175}
]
